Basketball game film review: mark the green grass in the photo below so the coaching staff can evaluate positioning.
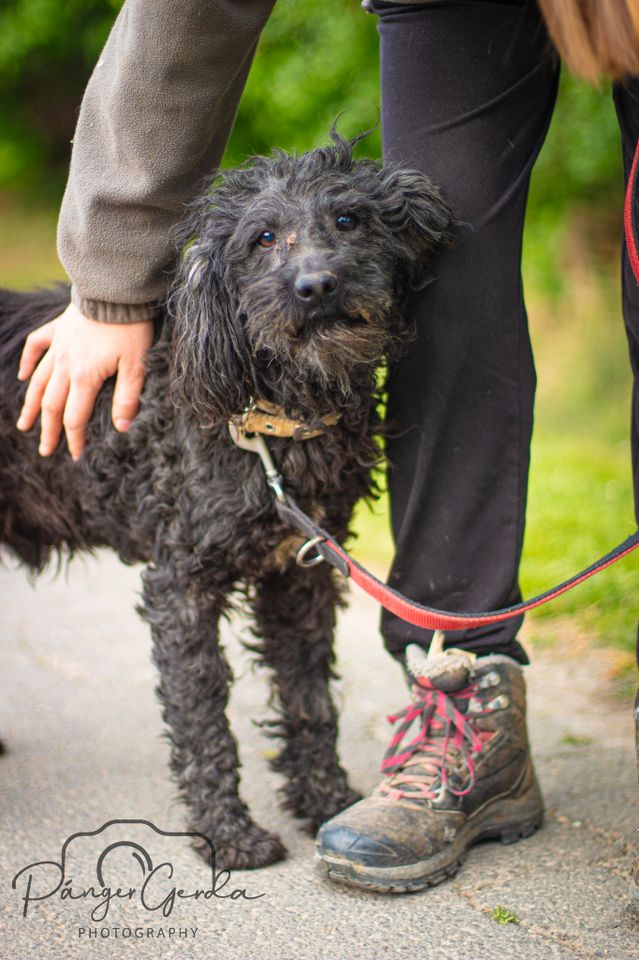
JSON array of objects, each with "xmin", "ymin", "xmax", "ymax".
[
  {"xmin": 2, "ymin": 192, "xmax": 638, "ymax": 655},
  {"xmin": 517, "ymin": 232, "xmax": 639, "ymax": 654},
  {"xmin": 559, "ymin": 734, "xmax": 594, "ymax": 747},
  {"xmin": 490, "ymin": 906, "xmax": 520, "ymax": 926},
  {"xmin": 0, "ymin": 194, "xmax": 65, "ymax": 288}
]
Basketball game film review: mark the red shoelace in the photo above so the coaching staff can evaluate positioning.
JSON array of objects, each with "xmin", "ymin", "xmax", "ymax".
[{"xmin": 378, "ymin": 679, "xmax": 489, "ymax": 802}]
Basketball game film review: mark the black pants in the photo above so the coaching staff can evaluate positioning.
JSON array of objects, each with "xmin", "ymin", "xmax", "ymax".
[{"xmin": 375, "ymin": 0, "xmax": 639, "ymax": 664}]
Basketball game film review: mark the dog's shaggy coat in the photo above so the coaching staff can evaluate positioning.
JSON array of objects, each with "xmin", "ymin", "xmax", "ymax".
[{"xmin": 0, "ymin": 134, "xmax": 451, "ymax": 868}]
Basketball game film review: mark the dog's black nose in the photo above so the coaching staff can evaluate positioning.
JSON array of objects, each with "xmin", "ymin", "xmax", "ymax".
[{"xmin": 294, "ymin": 271, "xmax": 338, "ymax": 303}]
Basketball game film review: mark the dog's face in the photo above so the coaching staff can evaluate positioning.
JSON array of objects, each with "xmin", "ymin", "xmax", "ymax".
[{"xmin": 170, "ymin": 133, "xmax": 451, "ymax": 419}]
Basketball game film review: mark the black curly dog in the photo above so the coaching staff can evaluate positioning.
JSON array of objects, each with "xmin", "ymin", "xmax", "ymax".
[{"xmin": 0, "ymin": 134, "xmax": 451, "ymax": 869}]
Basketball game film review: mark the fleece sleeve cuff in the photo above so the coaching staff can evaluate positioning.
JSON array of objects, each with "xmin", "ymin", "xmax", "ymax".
[{"xmin": 71, "ymin": 285, "xmax": 158, "ymax": 324}]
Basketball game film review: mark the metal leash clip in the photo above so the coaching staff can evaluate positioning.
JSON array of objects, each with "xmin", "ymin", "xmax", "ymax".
[
  {"xmin": 295, "ymin": 535, "xmax": 326, "ymax": 568},
  {"xmin": 228, "ymin": 420, "xmax": 287, "ymax": 503}
]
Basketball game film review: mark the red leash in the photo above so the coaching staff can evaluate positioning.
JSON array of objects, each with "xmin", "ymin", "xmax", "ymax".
[
  {"xmin": 625, "ymin": 136, "xmax": 639, "ymax": 282},
  {"xmin": 276, "ymin": 499, "xmax": 639, "ymax": 630},
  {"xmin": 240, "ymin": 137, "xmax": 639, "ymax": 630}
]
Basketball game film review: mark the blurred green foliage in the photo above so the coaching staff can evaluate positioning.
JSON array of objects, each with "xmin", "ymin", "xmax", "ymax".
[
  {"xmin": 525, "ymin": 75, "xmax": 624, "ymax": 298},
  {"xmin": 0, "ymin": 0, "xmax": 627, "ymax": 232},
  {"xmin": 0, "ymin": 0, "xmax": 382, "ymax": 195},
  {"xmin": 224, "ymin": 1, "xmax": 381, "ymax": 163},
  {"xmin": 1, "ymin": 0, "xmax": 638, "ymax": 654},
  {"xmin": 0, "ymin": 0, "xmax": 123, "ymax": 188}
]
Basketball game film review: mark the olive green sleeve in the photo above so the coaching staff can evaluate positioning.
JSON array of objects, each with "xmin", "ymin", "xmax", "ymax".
[{"xmin": 57, "ymin": 0, "xmax": 275, "ymax": 323}]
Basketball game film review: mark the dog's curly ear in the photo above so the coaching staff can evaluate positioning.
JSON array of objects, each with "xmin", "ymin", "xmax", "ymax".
[
  {"xmin": 377, "ymin": 166, "xmax": 454, "ymax": 290},
  {"xmin": 169, "ymin": 212, "xmax": 254, "ymax": 423}
]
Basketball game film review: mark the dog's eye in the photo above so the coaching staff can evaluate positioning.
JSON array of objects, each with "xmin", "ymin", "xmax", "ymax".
[
  {"xmin": 335, "ymin": 214, "xmax": 358, "ymax": 232},
  {"xmin": 257, "ymin": 230, "xmax": 277, "ymax": 248}
]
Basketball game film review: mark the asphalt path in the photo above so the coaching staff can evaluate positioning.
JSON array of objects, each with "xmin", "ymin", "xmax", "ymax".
[{"xmin": 1, "ymin": 551, "xmax": 638, "ymax": 959}]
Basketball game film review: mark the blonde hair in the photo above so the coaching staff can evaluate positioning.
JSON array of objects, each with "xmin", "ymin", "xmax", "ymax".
[{"xmin": 538, "ymin": 0, "xmax": 639, "ymax": 82}]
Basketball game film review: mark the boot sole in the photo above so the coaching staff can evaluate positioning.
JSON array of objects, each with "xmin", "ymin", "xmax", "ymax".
[{"xmin": 315, "ymin": 782, "xmax": 544, "ymax": 894}]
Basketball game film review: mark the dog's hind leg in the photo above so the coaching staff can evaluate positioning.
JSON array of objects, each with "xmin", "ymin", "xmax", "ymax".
[
  {"xmin": 250, "ymin": 563, "xmax": 361, "ymax": 832},
  {"xmin": 140, "ymin": 560, "xmax": 287, "ymax": 870}
]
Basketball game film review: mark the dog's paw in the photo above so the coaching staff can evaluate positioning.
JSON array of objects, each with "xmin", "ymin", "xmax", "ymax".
[
  {"xmin": 190, "ymin": 824, "xmax": 287, "ymax": 870},
  {"xmin": 283, "ymin": 779, "xmax": 362, "ymax": 832}
]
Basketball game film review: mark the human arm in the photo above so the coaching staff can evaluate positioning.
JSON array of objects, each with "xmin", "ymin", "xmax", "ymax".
[{"xmin": 17, "ymin": 0, "xmax": 276, "ymax": 457}]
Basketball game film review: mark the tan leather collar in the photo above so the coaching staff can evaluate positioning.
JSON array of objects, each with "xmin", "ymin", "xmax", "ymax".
[{"xmin": 238, "ymin": 399, "xmax": 340, "ymax": 440}]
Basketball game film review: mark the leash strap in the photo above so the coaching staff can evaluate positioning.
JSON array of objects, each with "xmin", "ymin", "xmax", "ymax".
[
  {"xmin": 625, "ymin": 136, "xmax": 639, "ymax": 284},
  {"xmin": 277, "ymin": 498, "xmax": 639, "ymax": 630}
]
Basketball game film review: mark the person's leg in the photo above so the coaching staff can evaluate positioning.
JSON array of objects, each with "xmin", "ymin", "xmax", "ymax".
[
  {"xmin": 612, "ymin": 76, "xmax": 639, "ymax": 907},
  {"xmin": 316, "ymin": 0, "xmax": 558, "ymax": 892},
  {"xmin": 613, "ymin": 78, "xmax": 639, "ymax": 594},
  {"xmin": 377, "ymin": 0, "xmax": 559, "ymax": 663}
]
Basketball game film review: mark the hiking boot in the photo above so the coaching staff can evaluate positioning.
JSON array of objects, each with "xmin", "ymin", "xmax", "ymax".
[{"xmin": 316, "ymin": 635, "xmax": 544, "ymax": 893}]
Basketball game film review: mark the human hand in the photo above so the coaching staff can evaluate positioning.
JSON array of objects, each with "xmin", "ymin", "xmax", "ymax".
[{"xmin": 16, "ymin": 301, "xmax": 154, "ymax": 461}]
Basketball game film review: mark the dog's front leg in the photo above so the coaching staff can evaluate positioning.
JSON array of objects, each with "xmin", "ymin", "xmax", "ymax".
[
  {"xmin": 141, "ymin": 561, "xmax": 287, "ymax": 869},
  {"xmin": 251, "ymin": 563, "xmax": 360, "ymax": 831}
]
